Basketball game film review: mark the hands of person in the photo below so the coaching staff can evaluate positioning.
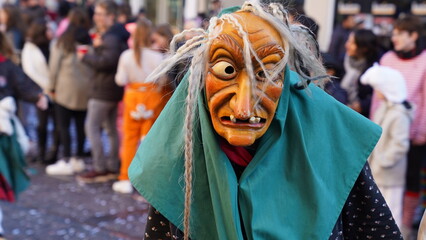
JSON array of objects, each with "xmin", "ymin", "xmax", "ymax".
[
  {"xmin": 92, "ymin": 34, "xmax": 102, "ymax": 48},
  {"xmin": 36, "ymin": 94, "xmax": 48, "ymax": 110}
]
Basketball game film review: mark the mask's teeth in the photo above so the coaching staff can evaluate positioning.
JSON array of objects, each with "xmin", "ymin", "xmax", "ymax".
[
  {"xmin": 255, "ymin": 117, "xmax": 261, "ymax": 123},
  {"xmin": 249, "ymin": 116, "xmax": 256, "ymax": 124},
  {"xmin": 230, "ymin": 115, "xmax": 237, "ymax": 123}
]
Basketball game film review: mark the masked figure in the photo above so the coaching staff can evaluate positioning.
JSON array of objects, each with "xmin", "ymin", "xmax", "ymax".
[{"xmin": 129, "ymin": 2, "xmax": 402, "ymax": 240}]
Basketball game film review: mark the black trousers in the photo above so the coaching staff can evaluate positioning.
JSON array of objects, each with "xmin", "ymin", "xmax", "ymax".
[
  {"xmin": 36, "ymin": 102, "xmax": 60, "ymax": 159},
  {"xmin": 406, "ymin": 143, "xmax": 426, "ymax": 193},
  {"xmin": 55, "ymin": 104, "xmax": 87, "ymax": 158}
]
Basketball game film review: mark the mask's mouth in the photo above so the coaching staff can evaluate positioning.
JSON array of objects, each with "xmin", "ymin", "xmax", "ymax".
[{"xmin": 220, "ymin": 115, "xmax": 266, "ymax": 128}]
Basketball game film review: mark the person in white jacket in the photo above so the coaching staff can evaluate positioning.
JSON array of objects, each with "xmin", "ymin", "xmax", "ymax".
[
  {"xmin": 113, "ymin": 18, "xmax": 171, "ymax": 194},
  {"xmin": 21, "ymin": 18, "xmax": 59, "ymax": 164},
  {"xmin": 361, "ymin": 63, "xmax": 413, "ymax": 228}
]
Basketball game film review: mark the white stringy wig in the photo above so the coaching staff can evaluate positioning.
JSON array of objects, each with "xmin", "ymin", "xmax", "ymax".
[{"xmin": 145, "ymin": 2, "xmax": 328, "ymax": 239}]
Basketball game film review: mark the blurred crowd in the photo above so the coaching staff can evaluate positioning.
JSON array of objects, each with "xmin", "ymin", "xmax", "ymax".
[
  {"xmin": 320, "ymin": 9, "xmax": 426, "ymax": 240},
  {"xmin": 285, "ymin": 4, "xmax": 426, "ymax": 238},
  {"xmin": 0, "ymin": 0, "xmax": 184, "ymax": 191},
  {"xmin": 0, "ymin": 0, "xmax": 426, "ymax": 239},
  {"xmin": 0, "ymin": 0, "xmax": 186, "ymax": 238}
]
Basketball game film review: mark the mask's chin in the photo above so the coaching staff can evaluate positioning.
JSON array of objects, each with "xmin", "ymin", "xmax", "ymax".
[
  {"xmin": 211, "ymin": 113, "xmax": 269, "ymax": 147},
  {"xmin": 222, "ymin": 130, "xmax": 258, "ymax": 147}
]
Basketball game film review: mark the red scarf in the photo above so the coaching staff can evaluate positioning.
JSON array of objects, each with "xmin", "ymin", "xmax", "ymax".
[
  {"xmin": 0, "ymin": 174, "xmax": 15, "ymax": 202},
  {"xmin": 0, "ymin": 54, "xmax": 6, "ymax": 63},
  {"xmin": 219, "ymin": 139, "xmax": 253, "ymax": 167}
]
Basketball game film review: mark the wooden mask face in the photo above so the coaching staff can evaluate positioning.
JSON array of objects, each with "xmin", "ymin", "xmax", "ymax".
[{"xmin": 205, "ymin": 12, "xmax": 285, "ymax": 147}]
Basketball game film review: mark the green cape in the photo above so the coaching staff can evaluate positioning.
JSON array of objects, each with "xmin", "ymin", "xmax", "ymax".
[
  {"xmin": 129, "ymin": 66, "xmax": 381, "ymax": 239},
  {"xmin": 0, "ymin": 121, "xmax": 29, "ymax": 200}
]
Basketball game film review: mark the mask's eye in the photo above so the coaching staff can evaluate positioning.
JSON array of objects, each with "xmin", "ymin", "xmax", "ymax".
[
  {"xmin": 256, "ymin": 70, "xmax": 267, "ymax": 81},
  {"xmin": 256, "ymin": 64, "xmax": 281, "ymax": 82},
  {"xmin": 256, "ymin": 69, "xmax": 275, "ymax": 82},
  {"xmin": 211, "ymin": 61, "xmax": 237, "ymax": 80}
]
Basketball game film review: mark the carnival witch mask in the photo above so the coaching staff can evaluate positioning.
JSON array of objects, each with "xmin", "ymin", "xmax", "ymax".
[
  {"xmin": 205, "ymin": 12, "xmax": 286, "ymax": 146},
  {"xmin": 129, "ymin": 3, "xmax": 331, "ymax": 239}
]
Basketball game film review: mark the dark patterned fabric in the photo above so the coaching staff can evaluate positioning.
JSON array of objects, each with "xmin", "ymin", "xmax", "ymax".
[
  {"xmin": 329, "ymin": 164, "xmax": 402, "ymax": 240},
  {"xmin": 144, "ymin": 207, "xmax": 183, "ymax": 240},
  {"xmin": 144, "ymin": 164, "xmax": 402, "ymax": 239}
]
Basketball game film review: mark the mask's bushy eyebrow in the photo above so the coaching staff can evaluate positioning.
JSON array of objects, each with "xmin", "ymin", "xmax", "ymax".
[
  {"xmin": 255, "ymin": 44, "xmax": 285, "ymax": 60},
  {"xmin": 209, "ymin": 34, "xmax": 244, "ymax": 64}
]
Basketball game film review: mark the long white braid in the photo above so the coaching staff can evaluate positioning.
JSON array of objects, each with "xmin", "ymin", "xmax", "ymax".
[
  {"xmin": 182, "ymin": 45, "xmax": 206, "ymax": 240},
  {"xmin": 182, "ymin": 19, "xmax": 220, "ymax": 240}
]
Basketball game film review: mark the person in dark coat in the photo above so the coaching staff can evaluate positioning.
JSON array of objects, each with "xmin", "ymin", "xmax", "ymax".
[
  {"xmin": 77, "ymin": 0, "xmax": 129, "ymax": 183},
  {"xmin": 322, "ymin": 52, "xmax": 348, "ymax": 104},
  {"xmin": 328, "ymin": 15, "xmax": 357, "ymax": 68}
]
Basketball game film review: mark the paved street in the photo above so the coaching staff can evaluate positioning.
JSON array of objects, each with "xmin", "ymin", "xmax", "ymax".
[{"xmin": 0, "ymin": 162, "xmax": 149, "ymax": 240}]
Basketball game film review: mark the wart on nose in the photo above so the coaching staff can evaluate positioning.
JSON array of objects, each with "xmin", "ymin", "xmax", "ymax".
[
  {"xmin": 231, "ymin": 91, "xmax": 253, "ymax": 119},
  {"xmin": 234, "ymin": 108, "xmax": 252, "ymax": 120}
]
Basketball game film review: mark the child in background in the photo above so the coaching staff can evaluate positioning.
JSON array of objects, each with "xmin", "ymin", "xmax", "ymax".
[{"xmin": 361, "ymin": 63, "xmax": 413, "ymax": 228}]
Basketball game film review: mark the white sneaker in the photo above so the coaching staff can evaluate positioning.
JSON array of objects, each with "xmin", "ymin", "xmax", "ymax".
[
  {"xmin": 70, "ymin": 157, "xmax": 85, "ymax": 173},
  {"xmin": 112, "ymin": 180, "xmax": 133, "ymax": 194},
  {"xmin": 46, "ymin": 160, "xmax": 74, "ymax": 176}
]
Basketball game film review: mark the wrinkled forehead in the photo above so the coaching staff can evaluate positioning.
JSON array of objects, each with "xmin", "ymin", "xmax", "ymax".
[{"xmin": 211, "ymin": 11, "xmax": 284, "ymax": 50}]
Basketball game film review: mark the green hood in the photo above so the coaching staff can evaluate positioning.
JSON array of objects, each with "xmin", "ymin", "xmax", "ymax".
[{"xmin": 129, "ymin": 66, "xmax": 381, "ymax": 239}]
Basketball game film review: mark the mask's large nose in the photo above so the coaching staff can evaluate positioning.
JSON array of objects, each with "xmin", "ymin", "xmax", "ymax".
[{"xmin": 230, "ymin": 71, "xmax": 253, "ymax": 119}]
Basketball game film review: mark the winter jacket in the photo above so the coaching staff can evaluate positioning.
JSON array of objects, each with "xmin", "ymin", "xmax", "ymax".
[
  {"xmin": 369, "ymin": 101, "xmax": 413, "ymax": 187},
  {"xmin": 49, "ymin": 43, "xmax": 93, "ymax": 111},
  {"xmin": 82, "ymin": 23, "xmax": 129, "ymax": 102},
  {"xmin": 21, "ymin": 42, "xmax": 50, "ymax": 93},
  {"xmin": 328, "ymin": 25, "xmax": 351, "ymax": 66},
  {"xmin": 0, "ymin": 58, "xmax": 42, "ymax": 103},
  {"xmin": 115, "ymin": 48, "xmax": 164, "ymax": 86}
]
